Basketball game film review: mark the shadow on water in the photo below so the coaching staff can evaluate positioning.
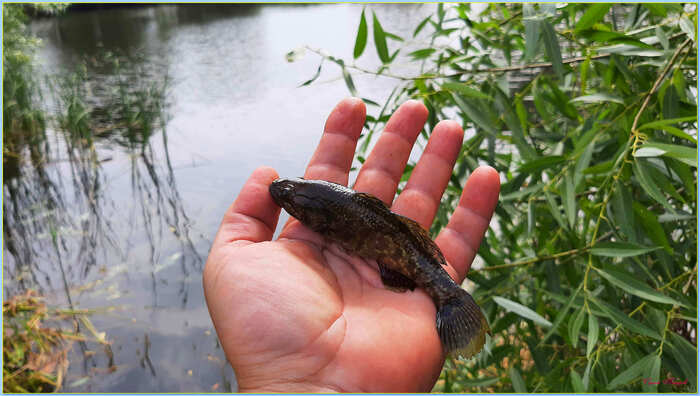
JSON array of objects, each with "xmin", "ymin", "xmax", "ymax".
[{"xmin": 3, "ymin": 51, "xmax": 227, "ymax": 391}]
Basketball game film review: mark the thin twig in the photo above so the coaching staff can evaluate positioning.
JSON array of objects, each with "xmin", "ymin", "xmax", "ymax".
[
  {"xmin": 477, "ymin": 231, "xmax": 614, "ymax": 271},
  {"xmin": 630, "ymin": 38, "xmax": 693, "ymax": 136}
]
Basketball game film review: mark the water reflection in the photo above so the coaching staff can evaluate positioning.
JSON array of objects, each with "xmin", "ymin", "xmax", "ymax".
[{"xmin": 3, "ymin": 52, "xmax": 229, "ymax": 391}]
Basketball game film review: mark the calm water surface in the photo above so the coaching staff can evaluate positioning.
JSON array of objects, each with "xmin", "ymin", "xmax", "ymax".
[{"xmin": 4, "ymin": 4, "xmax": 432, "ymax": 392}]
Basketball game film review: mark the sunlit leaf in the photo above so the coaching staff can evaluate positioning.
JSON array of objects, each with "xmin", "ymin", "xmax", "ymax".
[
  {"xmin": 634, "ymin": 142, "xmax": 697, "ymax": 167},
  {"xmin": 595, "ymin": 266, "xmax": 681, "ymax": 305},
  {"xmin": 574, "ymin": 4, "xmax": 611, "ymax": 32},
  {"xmin": 570, "ymin": 93, "xmax": 624, "ymax": 105},
  {"xmin": 680, "ymin": 16, "xmax": 696, "ymax": 42},
  {"xmin": 493, "ymin": 296, "xmax": 552, "ymax": 327}
]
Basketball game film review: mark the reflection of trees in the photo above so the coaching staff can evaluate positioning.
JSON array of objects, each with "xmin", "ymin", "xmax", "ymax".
[{"xmin": 3, "ymin": 53, "xmax": 203, "ymax": 380}]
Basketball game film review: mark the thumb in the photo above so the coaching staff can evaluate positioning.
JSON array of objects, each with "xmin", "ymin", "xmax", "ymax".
[{"xmin": 213, "ymin": 166, "xmax": 281, "ymax": 248}]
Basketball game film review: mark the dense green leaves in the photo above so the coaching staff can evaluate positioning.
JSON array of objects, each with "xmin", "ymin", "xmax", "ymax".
[
  {"xmin": 574, "ymin": 4, "xmax": 611, "ymax": 32},
  {"xmin": 301, "ymin": 3, "xmax": 697, "ymax": 393}
]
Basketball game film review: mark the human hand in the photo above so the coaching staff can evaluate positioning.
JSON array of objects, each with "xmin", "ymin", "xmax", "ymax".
[{"xmin": 203, "ymin": 98, "xmax": 500, "ymax": 392}]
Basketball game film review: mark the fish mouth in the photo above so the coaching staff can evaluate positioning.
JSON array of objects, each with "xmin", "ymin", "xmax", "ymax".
[{"xmin": 269, "ymin": 178, "xmax": 302, "ymax": 208}]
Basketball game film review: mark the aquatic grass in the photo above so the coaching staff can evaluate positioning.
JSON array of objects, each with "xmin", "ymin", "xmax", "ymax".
[{"xmin": 2, "ymin": 290, "xmax": 107, "ymax": 393}]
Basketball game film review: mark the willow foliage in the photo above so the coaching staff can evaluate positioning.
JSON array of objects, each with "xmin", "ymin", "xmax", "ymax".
[{"xmin": 301, "ymin": 3, "xmax": 697, "ymax": 392}]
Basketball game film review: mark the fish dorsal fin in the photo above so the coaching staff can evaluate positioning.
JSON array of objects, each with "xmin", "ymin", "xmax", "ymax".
[{"xmin": 394, "ymin": 213, "xmax": 447, "ymax": 268}]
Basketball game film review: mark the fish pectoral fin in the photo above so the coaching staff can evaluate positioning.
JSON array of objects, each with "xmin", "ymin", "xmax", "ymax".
[{"xmin": 377, "ymin": 259, "xmax": 416, "ymax": 293}]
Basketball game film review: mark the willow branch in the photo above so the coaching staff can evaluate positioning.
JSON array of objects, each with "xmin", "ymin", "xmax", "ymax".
[{"xmin": 630, "ymin": 38, "xmax": 693, "ymax": 134}]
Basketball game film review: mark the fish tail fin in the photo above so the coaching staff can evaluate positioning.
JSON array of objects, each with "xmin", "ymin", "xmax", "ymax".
[{"xmin": 436, "ymin": 288, "xmax": 491, "ymax": 358}]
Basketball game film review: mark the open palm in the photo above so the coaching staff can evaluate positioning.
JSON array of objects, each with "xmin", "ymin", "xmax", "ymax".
[{"xmin": 203, "ymin": 99, "xmax": 500, "ymax": 392}]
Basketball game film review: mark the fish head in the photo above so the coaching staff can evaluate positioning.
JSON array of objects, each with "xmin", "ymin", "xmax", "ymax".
[{"xmin": 269, "ymin": 177, "xmax": 347, "ymax": 228}]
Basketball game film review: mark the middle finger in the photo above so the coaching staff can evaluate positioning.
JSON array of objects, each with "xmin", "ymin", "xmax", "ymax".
[{"xmin": 352, "ymin": 100, "xmax": 428, "ymax": 204}]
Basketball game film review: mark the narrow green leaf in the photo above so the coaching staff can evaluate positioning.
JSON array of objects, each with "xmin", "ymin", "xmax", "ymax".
[
  {"xmin": 586, "ymin": 313, "xmax": 598, "ymax": 358},
  {"xmin": 501, "ymin": 182, "xmax": 544, "ymax": 202},
  {"xmin": 607, "ymin": 354, "xmax": 657, "ymax": 390},
  {"xmin": 667, "ymin": 332, "xmax": 698, "ymax": 389},
  {"xmin": 588, "ymin": 296, "xmax": 662, "ymax": 340},
  {"xmin": 574, "ymin": 4, "xmax": 611, "ymax": 32},
  {"xmin": 634, "ymin": 142, "xmax": 697, "ymax": 167},
  {"xmin": 570, "ymin": 93, "xmax": 624, "ymax": 105},
  {"xmin": 413, "ymin": 15, "xmax": 432, "ymax": 37},
  {"xmin": 680, "ymin": 16, "xmax": 696, "ymax": 42},
  {"xmin": 442, "ymin": 82, "xmax": 491, "ymax": 100},
  {"xmin": 518, "ymin": 155, "xmax": 566, "ymax": 174},
  {"xmin": 574, "ymin": 142, "xmax": 594, "ymax": 188},
  {"xmin": 341, "ymin": 66, "xmax": 357, "ymax": 96},
  {"xmin": 527, "ymin": 199, "xmax": 534, "ymax": 237},
  {"xmin": 656, "ymin": 26, "xmax": 669, "ymax": 50},
  {"xmin": 353, "ymin": 9, "xmax": 368, "ymax": 59},
  {"xmin": 590, "ymin": 241, "xmax": 660, "ymax": 257},
  {"xmin": 643, "ymin": 3, "xmax": 667, "ymax": 17},
  {"xmin": 569, "ymin": 307, "xmax": 585, "ymax": 348},
  {"xmin": 633, "ymin": 202, "xmax": 672, "ymax": 254},
  {"xmin": 583, "ymin": 160, "xmax": 614, "ymax": 174},
  {"xmin": 372, "ymin": 12, "xmax": 390, "ymax": 63},
  {"xmin": 383, "ymin": 31, "xmax": 403, "ymax": 42},
  {"xmin": 298, "ymin": 60, "xmax": 323, "ymax": 87},
  {"xmin": 541, "ymin": 286, "xmax": 581, "ymax": 343},
  {"xmin": 570, "ymin": 370, "xmax": 585, "ymax": 393},
  {"xmin": 544, "ymin": 191, "xmax": 568, "ymax": 230},
  {"xmin": 407, "ymin": 48, "xmax": 436, "ymax": 60},
  {"xmin": 524, "ymin": 10, "xmax": 542, "ymax": 61},
  {"xmin": 509, "ymin": 367, "xmax": 527, "ymax": 392},
  {"xmin": 641, "ymin": 355, "xmax": 661, "ymax": 392},
  {"xmin": 595, "ymin": 266, "xmax": 681, "ymax": 305},
  {"xmin": 638, "ymin": 116, "xmax": 697, "ymax": 130},
  {"xmin": 563, "ymin": 173, "xmax": 576, "ymax": 229},
  {"xmin": 542, "ymin": 20, "xmax": 564, "ymax": 79},
  {"xmin": 451, "ymin": 93, "xmax": 498, "ymax": 135},
  {"xmin": 611, "ymin": 182, "xmax": 637, "ymax": 241},
  {"xmin": 634, "ymin": 159, "xmax": 675, "ymax": 212},
  {"xmin": 493, "ymin": 296, "xmax": 552, "ymax": 327},
  {"xmin": 461, "ymin": 377, "xmax": 500, "ymax": 388},
  {"xmin": 582, "ymin": 358, "xmax": 592, "ymax": 389}
]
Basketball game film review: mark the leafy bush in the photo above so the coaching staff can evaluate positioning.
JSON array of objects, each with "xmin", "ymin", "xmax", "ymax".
[{"xmin": 300, "ymin": 3, "xmax": 697, "ymax": 392}]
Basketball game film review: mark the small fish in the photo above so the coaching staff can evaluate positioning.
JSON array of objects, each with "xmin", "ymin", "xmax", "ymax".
[{"xmin": 269, "ymin": 177, "xmax": 491, "ymax": 358}]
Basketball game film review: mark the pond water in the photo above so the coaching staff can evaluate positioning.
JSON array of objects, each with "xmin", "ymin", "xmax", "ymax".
[{"xmin": 5, "ymin": 4, "xmax": 433, "ymax": 392}]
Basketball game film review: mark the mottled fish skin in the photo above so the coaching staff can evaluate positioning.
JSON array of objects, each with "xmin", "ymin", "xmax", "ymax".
[{"xmin": 269, "ymin": 177, "xmax": 491, "ymax": 358}]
